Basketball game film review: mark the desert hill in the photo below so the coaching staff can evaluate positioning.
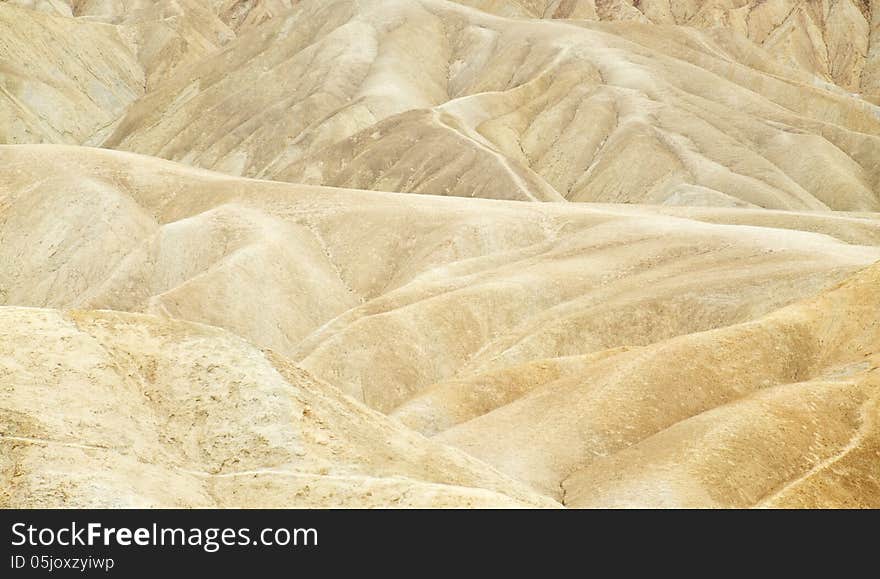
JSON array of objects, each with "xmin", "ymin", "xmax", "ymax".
[
  {"xmin": 4, "ymin": 0, "xmax": 880, "ymax": 208},
  {"xmin": 468, "ymin": 0, "xmax": 880, "ymax": 90},
  {"xmin": 0, "ymin": 306, "xmax": 558, "ymax": 507},
  {"xmin": 1, "ymin": 145, "xmax": 879, "ymax": 507},
  {"xmin": 435, "ymin": 259, "xmax": 880, "ymax": 508},
  {"xmin": 1, "ymin": 0, "xmax": 879, "ymax": 508}
]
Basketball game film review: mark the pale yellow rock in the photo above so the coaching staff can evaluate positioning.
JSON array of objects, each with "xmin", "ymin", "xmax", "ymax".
[
  {"xmin": 0, "ymin": 4, "xmax": 144, "ymax": 145},
  {"xmin": 110, "ymin": 0, "xmax": 879, "ymax": 209},
  {"xmin": 438, "ymin": 262, "xmax": 880, "ymax": 508},
  {"xmin": 0, "ymin": 307, "xmax": 557, "ymax": 507},
  {"xmin": 3, "ymin": 145, "xmax": 878, "ymax": 415},
  {"xmin": 7, "ymin": 0, "xmax": 880, "ymax": 208},
  {"xmin": 1, "ymin": 0, "xmax": 880, "ymax": 509},
  {"xmin": 465, "ymin": 0, "xmax": 880, "ymax": 95}
]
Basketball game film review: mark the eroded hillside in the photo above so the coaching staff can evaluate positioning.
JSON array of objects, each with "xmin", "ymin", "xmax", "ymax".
[
  {"xmin": 0, "ymin": 0, "xmax": 878, "ymax": 508},
  {"xmin": 4, "ymin": 0, "xmax": 880, "ymax": 208}
]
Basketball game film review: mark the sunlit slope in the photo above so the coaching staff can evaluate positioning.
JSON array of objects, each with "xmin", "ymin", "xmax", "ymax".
[
  {"xmin": 0, "ymin": 307, "xmax": 557, "ymax": 507},
  {"xmin": 93, "ymin": 0, "xmax": 880, "ymax": 209},
  {"xmin": 2, "ymin": 145, "xmax": 879, "ymax": 507},
  {"xmin": 3, "ymin": 144, "xmax": 878, "ymax": 412},
  {"xmin": 0, "ymin": 4, "xmax": 144, "ymax": 145},
  {"xmin": 0, "ymin": 0, "xmax": 292, "ymax": 146},
  {"xmin": 430, "ymin": 262, "xmax": 880, "ymax": 508},
  {"xmin": 5, "ymin": 0, "xmax": 880, "ymax": 209},
  {"xmin": 458, "ymin": 0, "xmax": 880, "ymax": 96}
]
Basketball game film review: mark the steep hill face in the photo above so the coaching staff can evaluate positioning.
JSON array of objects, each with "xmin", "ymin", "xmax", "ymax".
[
  {"xmin": 1, "ymin": 146, "xmax": 879, "ymax": 507},
  {"xmin": 1, "ymin": 0, "xmax": 879, "ymax": 508},
  {"xmin": 463, "ymin": 0, "xmax": 880, "ymax": 96},
  {"xmin": 103, "ymin": 0, "xmax": 880, "ymax": 209},
  {"xmin": 5, "ymin": 0, "xmax": 880, "ymax": 208},
  {"xmin": 0, "ymin": 307, "xmax": 557, "ymax": 507},
  {"xmin": 3, "ymin": 145, "xmax": 879, "ymax": 409},
  {"xmin": 435, "ymin": 261, "xmax": 880, "ymax": 508},
  {"xmin": 0, "ymin": 5, "xmax": 144, "ymax": 145}
]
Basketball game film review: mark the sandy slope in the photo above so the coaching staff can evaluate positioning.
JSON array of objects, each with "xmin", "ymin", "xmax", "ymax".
[
  {"xmin": 1, "ymin": 0, "xmax": 880, "ymax": 508},
  {"xmin": 435, "ymin": 262, "xmax": 880, "ymax": 507},
  {"xmin": 5, "ymin": 0, "xmax": 880, "ymax": 208},
  {"xmin": 464, "ymin": 0, "xmax": 880, "ymax": 96},
  {"xmin": 4, "ymin": 145, "xmax": 879, "ymax": 409},
  {"xmin": 0, "ymin": 4, "xmax": 144, "ymax": 145},
  {"xmin": 1, "ymin": 145, "xmax": 879, "ymax": 507},
  {"xmin": 113, "ymin": 0, "xmax": 880, "ymax": 209},
  {"xmin": 0, "ymin": 307, "xmax": 557, "ymax": 507}
]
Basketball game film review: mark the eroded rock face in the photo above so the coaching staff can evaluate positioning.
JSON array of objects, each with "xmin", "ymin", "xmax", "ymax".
[
  {"xmin": 0, "ymin": 0, "xmax": 879, "ymax": 508},
  {"xmin": 1, "ymin": 146, "xmax": 879, "ymax": 507},
  {"xmin": 464, "ymin": 0, "xmax": 880, "ymax": 95},
  {"xmin": 5, "ymin": 0, "xmax": 880, "ymax": 209},
  {"xmin": 0, "ymin": 307, "xmax": 558, "ymax": 508}
]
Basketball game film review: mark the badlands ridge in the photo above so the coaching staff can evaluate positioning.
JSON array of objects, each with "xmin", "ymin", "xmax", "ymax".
[{"xmin": 1, "ymin": 0, "xmax": 879, "ymax": 507}]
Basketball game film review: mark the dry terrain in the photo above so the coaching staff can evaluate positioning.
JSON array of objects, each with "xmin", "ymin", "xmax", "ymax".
[{"xmin": 1, "ymin": 0, "xmax": 879, "ymax": 508}]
